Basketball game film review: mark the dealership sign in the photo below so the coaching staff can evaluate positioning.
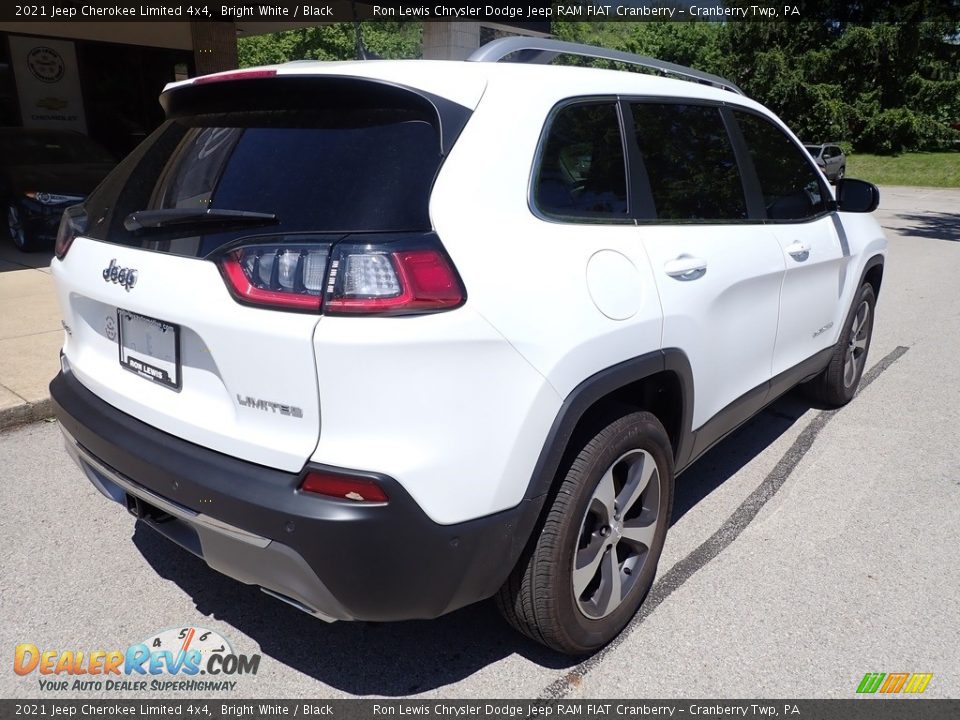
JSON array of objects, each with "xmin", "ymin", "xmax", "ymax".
[{"xmin": 9, "ymin": 35, "xmax": 87, "ymax": 133}]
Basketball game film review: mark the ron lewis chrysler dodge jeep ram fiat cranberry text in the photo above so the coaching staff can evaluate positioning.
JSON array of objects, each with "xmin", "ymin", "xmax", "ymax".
[{"xmin": 50, "ymin": 39, "xmax": 886, "ymax": 654}]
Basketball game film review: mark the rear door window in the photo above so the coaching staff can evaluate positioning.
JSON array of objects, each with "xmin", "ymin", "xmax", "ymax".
[{"xmin": 629, "ymin": 103, "xmax": 747, "ymax": 222}]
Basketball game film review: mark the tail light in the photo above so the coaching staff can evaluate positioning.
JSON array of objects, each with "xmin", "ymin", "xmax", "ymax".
[
  {"xmin": 220, "ymin": 244, "xmax": 330, "ymax": 311},
  {"xmin": 217, "ymin": 233, "xmax": 465, "ymax": 316},
  {"xmin": 300, "ymin": 470, "xmax": 388, "ymax": 503},
  {"xmin": 55, "ymin": 205, "xmax": 87, "ymax": 260}
]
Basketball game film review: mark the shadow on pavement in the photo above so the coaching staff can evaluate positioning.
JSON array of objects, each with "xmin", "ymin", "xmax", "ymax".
[
  {"xmin": 132, "ymin": 390, "xmax": 812, "ymax": 696},
  {"xmin": 133, "ymin": 526, "xmax": 575, "ymax": 695},
  {"xmin": 672, "ymin": 389, "xmax": 811, "ymax": 524},
  {"xmin": 0, "ymin": 241, "xmax": 54, "ymax": 271},
  {"xmin": 892, "ymin": 212, "xmax": 960, "ymax": 242}
]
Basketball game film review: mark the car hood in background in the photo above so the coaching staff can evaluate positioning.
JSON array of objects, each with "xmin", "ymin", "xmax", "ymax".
[{"xmin": 3, "ymin": 163, "xmax": 115, "ymax": 197}]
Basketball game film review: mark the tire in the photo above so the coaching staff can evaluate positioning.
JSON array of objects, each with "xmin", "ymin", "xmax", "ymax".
[
  {"xmin": 805, "ymin": 283, "xmax": 876, "ymax": 407},
  {"xmin": 7, "ymin": 203, "xmax": 35, "ymax": 252},
  {"xmin": 834, "ymin": 165, "xmax": 845, "ymax": 184},
  {"xmin": 496, "ymin": 410, "xmax": 674, "ymax": 654}
]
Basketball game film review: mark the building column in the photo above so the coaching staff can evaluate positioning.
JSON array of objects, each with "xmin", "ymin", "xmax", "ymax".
[
  {"xmin": 421, "ymin": 22, "xmax": 481, "ymax": 60},
  {"xmin": 190, "ymin": 21, "xmax": 238, "ymax": 76}
]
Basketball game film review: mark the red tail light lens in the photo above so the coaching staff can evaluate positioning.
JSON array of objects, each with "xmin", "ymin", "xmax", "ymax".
[
  {"xmin": 216, "ymin": 234, "xmax": 465, "ymax": 316},
  {"xmin": 300, "ymin": 471, "xmax": 388, "ymax": 503},
  {"xmin": 325, "ymin": 241, "xmax": 464, "ymax": 316},
  {"xmin": 219, "ymin": 244, "xmax": 330, "ymax": 311},
  {"xmin": 55, "ymin": 205, "xmax": 87, "ymax": 260}
]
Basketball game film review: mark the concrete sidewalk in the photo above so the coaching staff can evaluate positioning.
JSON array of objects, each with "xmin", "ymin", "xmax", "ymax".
[
  {"xmin": 0, "ymin": 184, "xmax": 957, "ymax": 432},
  {"xmin": 0, "ymin": 244, "xmax": 60, "ymax": 429}
]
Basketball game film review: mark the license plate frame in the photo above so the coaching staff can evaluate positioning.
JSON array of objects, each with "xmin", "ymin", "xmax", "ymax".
[{"xmin": 116, "ymin": 309, "xmax": 181, "ymax": 391}]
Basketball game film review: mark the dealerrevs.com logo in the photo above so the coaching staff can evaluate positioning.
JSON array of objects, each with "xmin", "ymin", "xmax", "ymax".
[{"xmin": 13, "ymin": 627, "xmax": 261, "ymax": 692}]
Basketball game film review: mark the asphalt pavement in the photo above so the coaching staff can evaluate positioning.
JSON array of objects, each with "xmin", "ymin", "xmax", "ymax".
[{"xmin": 1, "ymin": 186, "xmax": 958, "ymax": 700}]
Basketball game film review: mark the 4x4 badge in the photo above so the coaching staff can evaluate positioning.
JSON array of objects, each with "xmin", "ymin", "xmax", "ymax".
[{"xmin": 102, "ymin": 259, "xmax": 138, "ymax": 291}]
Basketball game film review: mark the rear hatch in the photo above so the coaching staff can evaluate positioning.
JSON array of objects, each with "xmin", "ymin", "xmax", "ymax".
[{"xmin": 52, "ymin": 72, "xmax": 475, "ymax": 471}]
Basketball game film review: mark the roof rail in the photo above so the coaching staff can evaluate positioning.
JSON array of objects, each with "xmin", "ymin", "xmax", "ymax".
[{"xmin": 466, "ymin": 38, "xmax": 744, "ymax": 96}]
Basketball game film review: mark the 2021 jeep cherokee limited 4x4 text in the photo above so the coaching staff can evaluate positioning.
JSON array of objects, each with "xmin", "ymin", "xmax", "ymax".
[{"xmin": 50, "ymin": 39, "xmax": 887, "ymax": 654}]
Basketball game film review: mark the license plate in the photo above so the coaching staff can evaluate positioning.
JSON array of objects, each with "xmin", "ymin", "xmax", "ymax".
[{"xmin": 117, "ymin": 310, "xmax": 181, "ymax": 390}]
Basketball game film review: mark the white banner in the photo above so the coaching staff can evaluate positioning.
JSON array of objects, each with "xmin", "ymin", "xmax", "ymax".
[{"xmin": 9, "ymin": 35, "xmax": 87, "ymax": 134}]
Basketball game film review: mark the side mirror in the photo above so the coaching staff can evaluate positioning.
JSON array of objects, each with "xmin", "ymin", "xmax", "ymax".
[{"xmin": 836, "ymin": 178, "xmax": 879, "ymax": 213}]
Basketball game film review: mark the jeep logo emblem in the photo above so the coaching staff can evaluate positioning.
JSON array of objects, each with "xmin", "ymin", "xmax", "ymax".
[{"xmin": 102, "ymin": 259, "xmax": 138, "ymax": 291}]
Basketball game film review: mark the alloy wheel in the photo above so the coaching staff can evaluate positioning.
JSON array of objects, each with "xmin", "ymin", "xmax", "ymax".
[
  {"xmin": 572, "ymin": 449, "xmax": 661, "ymax": 619},
  {"xmin": 844, "ymin": 300, "xmax": 870, "ymax": 388}
]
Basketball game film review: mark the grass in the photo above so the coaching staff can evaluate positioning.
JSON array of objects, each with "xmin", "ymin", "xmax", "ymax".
[{"xmin": 845, "ymin": 151, "xmax": 960, "ymax": 188}]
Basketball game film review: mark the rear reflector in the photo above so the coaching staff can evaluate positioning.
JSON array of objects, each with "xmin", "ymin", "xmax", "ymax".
[
  {"xmin": 194, "ymin": 69, "xmax": 278, "ymax": 85},
  {"xmin": 300, "ymin": 471, "xmax": 388, "ymax": 503}
]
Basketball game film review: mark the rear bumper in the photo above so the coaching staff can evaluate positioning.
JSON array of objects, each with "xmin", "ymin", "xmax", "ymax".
[{"xmin": 51, "ymin": 370, "xmax": 537, "ymax": 622}]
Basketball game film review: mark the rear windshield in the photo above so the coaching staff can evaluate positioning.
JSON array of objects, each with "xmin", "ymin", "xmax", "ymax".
[{"xmin": 83, "ymin": 106, "xmax": 444, "ymax": 256}]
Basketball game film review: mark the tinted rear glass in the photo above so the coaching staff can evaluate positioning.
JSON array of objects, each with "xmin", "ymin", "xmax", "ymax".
[
  {"xmin": 533, "ymin": 102, "xmax": 629, "ymax": 220},
  {"xmin": 84, "ymin": 107, "xmax": 443, "ymax": 256}
]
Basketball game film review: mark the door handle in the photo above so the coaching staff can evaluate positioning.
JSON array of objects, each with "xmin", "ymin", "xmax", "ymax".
[
  {"xmin": 786, "ymin": 241, "xmax": 810, "ymax": 260},
  {"xmin": 664, "ymin": 255, "xmax": 707, "ymax": 281}
]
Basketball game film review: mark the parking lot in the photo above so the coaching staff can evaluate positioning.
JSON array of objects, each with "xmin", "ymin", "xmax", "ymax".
[{"xmin": 2, "ymin": 186, "xmax": 958, "ymax": 700}]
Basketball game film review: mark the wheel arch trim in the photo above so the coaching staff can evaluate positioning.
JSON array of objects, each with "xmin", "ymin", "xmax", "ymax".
[
  {"xmin": 523, "ymin": 348, "xmax": 694, "ymax": 502},
  {"xmin": 859, "ymin": 253, "xmax": 885, "ymax": 296}
]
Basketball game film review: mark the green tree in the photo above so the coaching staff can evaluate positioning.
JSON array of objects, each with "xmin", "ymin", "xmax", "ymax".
[
  {"xmin": 237, "ymin": 23, "xmax": 421, "ymax": 66},
  {"xmin": 717, "ymin": 19, "xmax": 960, "ymax": 152},
  {"xmin": 552, "ymin": 21, "xmax": 723, "ymax": 72}
]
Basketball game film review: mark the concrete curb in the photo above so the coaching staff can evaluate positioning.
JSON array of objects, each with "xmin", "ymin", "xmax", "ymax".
[{"xmin": 0, "ymin": 397, "xmax": 56, "ymax": 432}]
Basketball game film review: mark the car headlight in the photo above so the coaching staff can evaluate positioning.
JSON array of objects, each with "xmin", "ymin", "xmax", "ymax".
[{"xmin": 24, "ymin": 192, "xmax": 85, "ymax": 205}]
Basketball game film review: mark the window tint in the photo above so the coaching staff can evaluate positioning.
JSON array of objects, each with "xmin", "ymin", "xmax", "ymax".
[
  {"xmin": 534, "ymin": 103, "xmax": 628, "ymax": 220},
  {"xmin": 84, "ymin": 108, "xmax": 443, "ymax": 256},
  {"xmin": 631, "ymin": 103, "xmax": 746, "ymax": 221},
  {"xmin": 735, "ymin": 111, "xmax": 830, "ymax": 221}
]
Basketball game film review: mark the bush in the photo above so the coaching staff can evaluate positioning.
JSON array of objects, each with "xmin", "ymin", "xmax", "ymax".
[{"xmin": 858, "ymin": 108, "xmax": 955, "ymax": 154}]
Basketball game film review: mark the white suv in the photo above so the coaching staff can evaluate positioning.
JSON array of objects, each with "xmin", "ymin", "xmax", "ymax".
[{"xmin": 50, "ymin": 39, "xmax": 887, "ymax": 654}]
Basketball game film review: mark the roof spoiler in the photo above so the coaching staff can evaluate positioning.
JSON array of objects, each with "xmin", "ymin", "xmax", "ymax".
[{"xmin": 160, "ymin": 74, "xmax": 472, "ymax": 155}]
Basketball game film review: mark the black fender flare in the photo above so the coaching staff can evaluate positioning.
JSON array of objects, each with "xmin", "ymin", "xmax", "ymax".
[{"xmin": 523, "ymin": 348, "xmax": 694, "ymax": 503}]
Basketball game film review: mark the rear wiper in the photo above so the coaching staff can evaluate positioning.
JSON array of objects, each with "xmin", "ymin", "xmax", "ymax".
[{"xmin": 124, "ymin": 208, "xmax": 277, "ymax": 232}]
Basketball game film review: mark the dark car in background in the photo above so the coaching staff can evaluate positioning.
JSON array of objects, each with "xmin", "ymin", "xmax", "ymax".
[
  {"xmin": 1, "ymin": 128, "xmax": 115, "ymax": 252},
  {"xmin": 804, "ymin": 142, "xmax": 846, "ymax": 184}
]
